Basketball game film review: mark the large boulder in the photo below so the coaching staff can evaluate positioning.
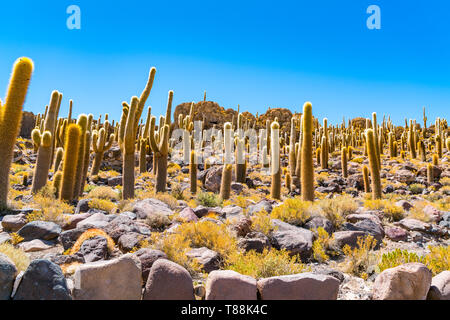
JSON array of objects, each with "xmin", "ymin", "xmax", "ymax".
[
  {"xmin": 17, "ymin": 221, "xmax": 61, "ymax": 241},
  {"xmin": 257, "ymin": 273, "xmax": 340, "ymax": 300},
  {"xmin": 331, "ymin": 231, "xmax": 368, "ymax": 249},
  {"xmin": 0, "ymin": 253, "xmax": 17, "ymax": 300},
  {"xmin": 143, "ymin": 259, "xmax": 194, "ymax": 300},
  {"xmin": 13, "ymin": 259, "xmax": 72, "ymax": 300},
  {"xmin": 73, "ymin": 254, "xmax": 142, "ymax": 300},
  {"xmin": 1, "ymin": 214, "xmax": 27, "ymax": 232},
  {"xmin": 133, "ymin": 248, "xmax": 167, "ymax": 283},
  {"xmin": 427, "ymin": 271, "xmax": 450, "ymax": 300},
  {"xmin": 132, "ymin": 198, "xmax": 173, "ymax": 219},
  {"xmin": 78, "ymin": 236, "xmax": 109, "ymax": 262},
  {"xmin": 372, "ymin": 263, "xmax": 432, "ymax": 300},
  {"xmin": 205, "ymin": 270, "xmax": 257, "ymax": 300},
  {"xmin": 271, "ymin": 227, "xmax": 314, "ymax": 261},
  {"xmin": 103, "ymin": 215, "xmax": 151, "ymax": 241},
  {"xmin": 204, "ymin": 165, "xmax": 234, "ymax": 193}
]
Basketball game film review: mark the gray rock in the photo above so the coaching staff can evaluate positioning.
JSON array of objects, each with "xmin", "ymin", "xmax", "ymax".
[
  {"xmin": 119, "ymin": 211, "xmax": 137, "ymax": 220},
  {"xmin": 257, "ymin": 273, "xmax": 340, "ymax": 300},
  {"xmin": 17, "ymin": 221, "xmax": 61, "ymax": 241},
  {"xmin": 1, "ymin": 213, "xmax": 27, "ymax": 232},
  {"xmin": 133, "ymin": 248, "xmax": 167, "ymax": 283},
  {"xmin": 397, "ymin": 218, "xmax": 431, "ymax": 233},
  {"xmin": 205, "ymin": 270, "xmax": 257, "ymax": 300},
  {"xmin": 107, "ymin": 176, "xmax": 122, "ymax": 187},
  {"xmin": 0, "ymin": 253, "xmax": 17, "ymax": 300},
  {"xmin": 331, "ymin": 230, "xmax": 368, "ymax": 249},
  {"xmin": 59, "ymin": 225, "xmax": 90, "ymax": 251},
  {"xmin": 13, "ymin": 259, "xmax": 72, "ymax": 300},
  {"xmin": 79, "ymin": 235, "xmax": 109, "ymax": 262},
  {"xmin": 143, "ymin": 259, "xmax": 194, "ymax": 300},
  {"xmin": 0, "ymin": 232, "xmax": 12, "ymax": 245},
  {"xmin": 75, "ymin": 198, "xmax": 91, "ymax": 214},
  {"xmin": 132, "ymin": 198, "xmax": 173, "ymax": 219},
  {"xmin": 248, "ymin": 199, "xmax": 274, "ymax": 215},
  {"xmin": 271, "ymin": 227, "xmax": 314, "ymax": 261},
  {"xmin": 439, "ymin": 212, "xmax": 450, "ymax": 229},
  {"xmin": 427, "ymin": 271, "xmax": 450, "ymax": 300},
  {"xmin": 186, "ymin": 247, "xmax": 220, "ymax": 273},
  {"xmin": 222, "ymin": 205, "xmax": 244, "ymax": 219},
  {"xmin": 305, "ymin": 216, "xmax": 334, "ymax": 235},
  {"xmin": 73, "ymin": 253, "xmax": 142, "ymax": 300},
  {"xmin": 19, "ymin": 239, "xmax": 54, "ymax": 252},
  {"xmin": 103, "ymin": 215, "xmax": 151, "ymax": 242},
  {"xmin": 76, "ymin": 212, "xmax": 113, "ymax": 229},
  {"xmin": 118, "ymin": 232, "xmax": 145, "ymax": 253},
  {"xmin": 238, "ymin": 231, "xmax": 271, "ymax": 253},
  {"xmin": 354, "ymin": 219, "xmax": 384, "ymax": 246}
]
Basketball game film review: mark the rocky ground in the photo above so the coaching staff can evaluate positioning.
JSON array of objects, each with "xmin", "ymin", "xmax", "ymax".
[{"xmin": 0, "ymin": 138, "xmax": 449, "ymax": 300}]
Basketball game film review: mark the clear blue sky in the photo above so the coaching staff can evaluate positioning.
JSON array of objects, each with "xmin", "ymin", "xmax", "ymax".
[{"xmin": 0, "ymin": 0, "xmax": 449, "ymax": 125}]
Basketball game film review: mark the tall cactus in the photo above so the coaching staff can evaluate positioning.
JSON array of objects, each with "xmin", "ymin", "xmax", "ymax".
[
  {"xmin": 73, "ymin": 114, "xmax": 88, "ymax": 200},
  {"xmin": 54, "ymin": 147, "xmax": 64, "ymax": 172},
  {"xmin": 235, "ymin": 137, "xmax": 246, "ymax": 183},
  {"xmin": 0, "ymin": 57, "xmax": 33, "ymax": 208},
  {"xmin": 321, "ymin": 118, "xmax": 328, "ymax": 169},
  {"xmin": 362, "ymin": 165, "xmax": 370, "ymax": 193},
  {"xmin": 60, "ymin": 124, "xmax": 81, "ymax": 201},
  {"xmin": 427, "ymin": 163, "xmax": 433, "ymax": 185},
  {"xmin": 220, "ymin": 164, "xmax": 232, "ymax": 200},
  {"xmin": 270, "ymin": 121, "xmax": 281, "ymax": 200},
  {"xmin": 122, "ymin": 97, "xmax": 138, "ymax": 199},
  {"xmin": 341, "ymin": 146, "xmax": 348, "ymax": 178},
  {"xmin": 149, "ymin": 117, "xmax": 170, "ymax": 193},
  {"xmin": 31, "ymin": 90, "xmax": 60, "ymax": 193},
  {"xmin": 301, "ymin": 102, "xmax": 314, "ymax": 201},
  {"xmin": 190, "ymin": 150, "xmax": 197, "ymax": 194},
  {"xmin": 365, "ymin": 129, "xmax": 382, "ymax": 199}
]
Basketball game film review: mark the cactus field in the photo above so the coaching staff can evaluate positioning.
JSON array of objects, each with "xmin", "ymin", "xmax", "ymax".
[{"xmin": 0, "ymin": 57, "xmax": 449, "ymax": 301}]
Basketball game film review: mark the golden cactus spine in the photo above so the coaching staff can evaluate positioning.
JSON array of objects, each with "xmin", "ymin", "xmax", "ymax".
[
  {"xmin": 0, "ymin": 57, "xmax": 33, "ymax": 207},
  {"xmin": 270, "ymin": 121, "xmax": 281, "ymax": 200},
  {"xmin": 122, "ymin": 97, "xmax": 138, "ymax": 199},
  {"xmin": 190, "ymin": 150, "xmax": 197, "ymax": 194},
  {"xmin": 365, "ymin": 129, "xmax": 382, "ymax": 199},
  {"xmin": 301, "ymin": 102, "xmax": 314, "ymax": 201},
  {"xmin": 220, "ymin": 164, "xmax": 232, "ymax": 200},
  {"xmin": 60, "ymin": 124, "xmax": 81, "ymax": 201}
]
